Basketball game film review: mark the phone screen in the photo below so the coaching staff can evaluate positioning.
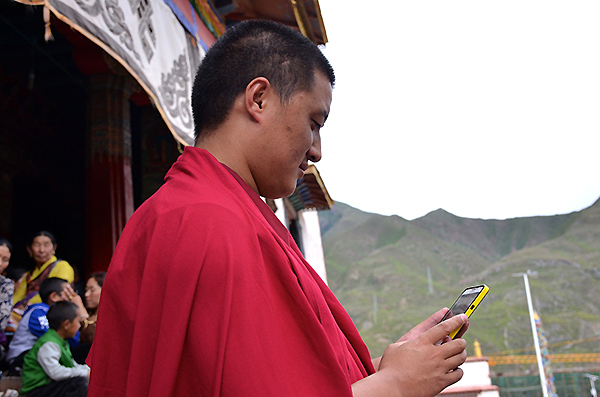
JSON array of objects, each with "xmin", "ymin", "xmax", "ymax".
[{"xmin": 441, "ymin": 285, "xmax": 487, "ymax": 321}]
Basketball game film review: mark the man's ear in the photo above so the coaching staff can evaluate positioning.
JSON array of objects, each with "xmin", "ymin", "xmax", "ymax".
[
  {"xmin": 244, "ymin": 77, "xmax": 270, "ymax": 122},
  {"xmin": 26, "ymin": 246, "xmax": 32, "ymax": 258}
]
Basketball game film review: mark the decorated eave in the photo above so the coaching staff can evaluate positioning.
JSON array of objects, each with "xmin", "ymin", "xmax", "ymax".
[
  {"xmin": 13, "ymin": 0, "xmax": 327, "ymax": 148},
  {"xmin": 288, "ymin": 164, "xmax": 333, "ymax": 212},
  {"xmin": 216, "ymin": 0, "xmax": 328, "ymax": 45},
  {"xmin": 9, "ymin": 0, "xmax": 333, "ymax": 210}
]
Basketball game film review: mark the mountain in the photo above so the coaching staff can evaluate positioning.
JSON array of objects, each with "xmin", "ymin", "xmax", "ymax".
[{"xmin": 318, "ymin": 199, "xmax": 600, "ymax": 371}]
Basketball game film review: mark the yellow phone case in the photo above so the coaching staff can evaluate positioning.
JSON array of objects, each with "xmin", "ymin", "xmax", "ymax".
[{"xmin": 446, "ymin": 284, "xmax": 489, "ymax": 339}]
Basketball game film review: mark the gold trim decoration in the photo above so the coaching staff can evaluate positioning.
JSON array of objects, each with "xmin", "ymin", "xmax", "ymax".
[
  {"xmin": 288, "ymin": 164, "xmax": 334, "ymax": 211},
  {"xmin": 312, "ymin": 0, "xmax": 327, "ymax": 44},
  {"xmin": 289, "ymin": 0, "xmax": 316, "ymax": 43},
  {"xmin": 43, "ymin": 5, "xmax": 55, "ymax": 41},
  {"xmin": 189, "ymin": 0, "xmax": 225, "ymax": 38}
]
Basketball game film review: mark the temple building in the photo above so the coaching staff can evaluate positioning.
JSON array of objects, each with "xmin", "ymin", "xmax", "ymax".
[{"xmin": 0, "ymin": 0, "xmax": 332, "ymax": 282}]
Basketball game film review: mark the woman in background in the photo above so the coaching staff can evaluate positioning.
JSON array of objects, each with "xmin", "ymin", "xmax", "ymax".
[
  {"xmin": 72, "ymin": 271, "xmax": 105, "ymax": 364},
  {"xmin": 81, "ymin": 272, "xmax": 104, "ymax": 344},
  {"xmin": 12, "ymin": 231, "xmax": 74, "ymax": 308},
  {"xmin": 10, "ymin": 231, "xmax": 74, "ymax": 335},
  {"xmin": 0, "ymin": 242, "xmax": 18, "ymax": 397},
  {"xmin": 0, "ymin": 238, "xmax": 15, "ymax": 347}
]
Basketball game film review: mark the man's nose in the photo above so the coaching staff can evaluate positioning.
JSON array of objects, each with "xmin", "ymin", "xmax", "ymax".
[{"xmin": 307, "ymin": 133, "xmax": 321, "ymax": 163}]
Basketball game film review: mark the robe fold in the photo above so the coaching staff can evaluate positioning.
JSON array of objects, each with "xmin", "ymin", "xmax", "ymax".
[{"xmin": 88, "ymin": 147, "xmax": 374, "ymax": 396}]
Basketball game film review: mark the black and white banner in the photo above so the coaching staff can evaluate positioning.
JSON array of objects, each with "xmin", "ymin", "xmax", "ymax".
[{"xmin": 47, "ymin": 0, "xmax": 205, "ymax": 145}]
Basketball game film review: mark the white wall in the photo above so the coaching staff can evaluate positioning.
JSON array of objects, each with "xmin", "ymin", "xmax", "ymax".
[
  {"xmin": 273, "ymin": 198, "xmax": 287, "ymax": 226},
  {"xmin": 459, "ymin": 359, "xmax": 494, "ymax": 387},
  {"xmin": 440, "ymin": 359, "xmax": 500, "ymax": 397},
  {"xmin": 272, "ymin": 199, "xmax": 328, "ymax": 284},
  {"xmin": 297, "ymin": 209, "xmax": 328, "ymax": 284}
]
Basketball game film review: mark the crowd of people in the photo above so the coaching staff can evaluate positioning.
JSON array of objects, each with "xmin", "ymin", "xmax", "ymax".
[{"xmin": 0, "ymin": 232, "xmax": 104, "ymax": 396}]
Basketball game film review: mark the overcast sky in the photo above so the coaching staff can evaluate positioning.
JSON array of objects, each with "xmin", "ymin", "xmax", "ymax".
[{"xmin": 315, "ymin": 0, "xmax": 600, "ymax": 220}]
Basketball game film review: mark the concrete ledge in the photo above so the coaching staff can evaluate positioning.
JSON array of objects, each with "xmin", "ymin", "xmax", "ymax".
[{"xmin": 0, "ymin": 376, "xmax": 22, "ymax": 392}]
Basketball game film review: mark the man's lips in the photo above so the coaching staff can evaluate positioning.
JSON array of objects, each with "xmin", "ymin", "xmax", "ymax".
[{"xmin": 297, "ymin": 167, "xmax": 306, "ymax": 180}]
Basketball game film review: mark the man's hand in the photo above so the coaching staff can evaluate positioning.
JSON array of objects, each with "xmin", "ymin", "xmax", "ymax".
[
  {"xmin": 372, "ymin": 307, "xmax": 469, "ymax": 370},
  {"xmin": 353, "ymin": 314, "xmax": 469, "ymax": 397}
]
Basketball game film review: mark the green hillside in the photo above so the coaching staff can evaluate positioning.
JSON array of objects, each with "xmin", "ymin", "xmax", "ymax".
[{"xmin": 319, "ymin": 199, "xmax": 600, "ymax": 372}]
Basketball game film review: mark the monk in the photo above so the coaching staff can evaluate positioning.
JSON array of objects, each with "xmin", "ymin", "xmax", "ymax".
[{"xmin": 87, "ymin": 20, "xmax": 469, "ymax": 396}]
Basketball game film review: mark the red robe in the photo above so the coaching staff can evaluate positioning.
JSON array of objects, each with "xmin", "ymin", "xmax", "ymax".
[{"xmin": 87, "ymin": 147, "xmax": 374, "ymax": 396}]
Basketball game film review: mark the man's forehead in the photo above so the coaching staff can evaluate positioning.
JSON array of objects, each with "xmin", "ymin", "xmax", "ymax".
[{"xmin": 315, "ymin": 74, "xmax": 333, "ymax": 117}]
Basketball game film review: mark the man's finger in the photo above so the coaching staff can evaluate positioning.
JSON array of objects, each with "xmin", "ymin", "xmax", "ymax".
[
  {"xmin": 444, "ymin": 347, "xmax": 468, "ymax": 368},
  {"xmin": 424, "ymin": 314, "xmax": 469, "ymax": 344},
  {"xmin": 446, "ymin": 367, "xmax": 464, "ymax": 385},
  {"xmin": 428, "ymin": 307, "xmax": 451, "ymax": 325},
  {"xmin": 397, "ymin": 307, "xmax": 452, "ymax": 343},
  {"xmin": 440, "ymin": 338, "xmax": 467, "ymax": 360},
  {"xmin": 412, "ymin": 308, "xmax": 450, "ymax": 333},
  {"xmin": 453, "ymin": 321, "xmax": 470, "ymax": 339}
]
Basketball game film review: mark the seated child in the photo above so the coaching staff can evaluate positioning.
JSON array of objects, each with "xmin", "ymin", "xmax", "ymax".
[
  {"xmin": 6, "ymin": 277, "xmax": 76, "ymax": 372},
  {"xmin": 20, "ymin": 301, "xmax": 89, "ymax": 397}
]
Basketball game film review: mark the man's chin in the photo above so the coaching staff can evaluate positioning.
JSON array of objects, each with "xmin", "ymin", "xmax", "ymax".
[{"xmin": 261, "ymin": 184, "xmax": 297, "ymax": 200}]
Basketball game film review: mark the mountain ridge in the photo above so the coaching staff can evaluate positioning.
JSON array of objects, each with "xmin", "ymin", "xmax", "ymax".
[{"xmin": 318, "ymin": 198, "xmax": 600, "ymax": 371}]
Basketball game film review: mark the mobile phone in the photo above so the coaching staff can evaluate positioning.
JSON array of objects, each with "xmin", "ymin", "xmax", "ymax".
[{"xmin": 441, "ymin": 284, "xmax": 489, "ymax": 339}]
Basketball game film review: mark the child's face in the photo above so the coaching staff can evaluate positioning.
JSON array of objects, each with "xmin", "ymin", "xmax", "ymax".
[{"xmin": 64, "ymin": 311, "xmax": 83, "ymax": 339}]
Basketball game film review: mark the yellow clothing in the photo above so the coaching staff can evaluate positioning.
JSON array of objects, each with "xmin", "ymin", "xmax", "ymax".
[{"xmin": 12, "ymin": 256, "xmax": 74, "ymax": 305}]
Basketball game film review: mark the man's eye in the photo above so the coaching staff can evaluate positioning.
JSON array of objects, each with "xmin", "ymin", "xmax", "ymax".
[{"xmin": 312, "ymin": 120, "xmax": 322, "ymax": 130}]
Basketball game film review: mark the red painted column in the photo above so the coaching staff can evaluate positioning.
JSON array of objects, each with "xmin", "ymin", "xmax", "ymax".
[{"xmin": 85, "ymin": 74, "xmax": 134, "ymax": 274}]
